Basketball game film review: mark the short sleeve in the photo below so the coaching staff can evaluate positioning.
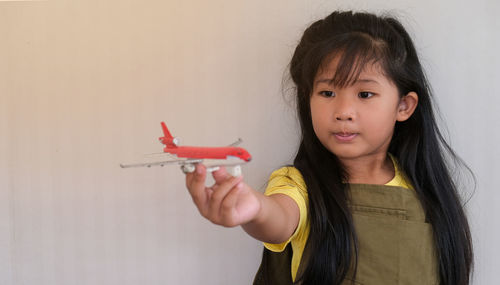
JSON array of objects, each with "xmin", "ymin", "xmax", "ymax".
[{"xmin": 263, "ymin": 167, "xmax": 309, "ymax": 252}]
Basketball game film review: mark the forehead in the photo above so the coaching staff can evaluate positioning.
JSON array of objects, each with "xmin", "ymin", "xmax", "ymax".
[{"xmin": 313, "ymin": 53, "xmax": 394, "ymax": 88}]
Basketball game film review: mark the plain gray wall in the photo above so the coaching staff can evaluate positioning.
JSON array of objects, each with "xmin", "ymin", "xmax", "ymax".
[{"xmin": 1, "ymin": 0, "xmax": 498, "ymax": 284}]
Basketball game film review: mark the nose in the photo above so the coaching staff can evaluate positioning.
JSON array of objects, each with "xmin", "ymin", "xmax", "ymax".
[
  {"xmin": 336, "ymin": 113, "xmax": 353, "ymax": 121},
  {"xmin": 334, "ymin": 97, "xmax": 355, "ymax": 121}
]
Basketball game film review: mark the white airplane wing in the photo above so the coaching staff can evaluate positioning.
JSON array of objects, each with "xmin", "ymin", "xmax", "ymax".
[{"xmin": 119, "ymin": 158, "xmax": 203, "ymax": 168}]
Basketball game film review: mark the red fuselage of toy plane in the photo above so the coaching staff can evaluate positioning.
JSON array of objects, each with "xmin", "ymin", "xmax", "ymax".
[{"xmin": 158, "ymin": 122, "xmax": 252, "ymax": 162}]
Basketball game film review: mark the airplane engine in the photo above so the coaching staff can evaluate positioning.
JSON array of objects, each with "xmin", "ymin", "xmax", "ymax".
[{"xmin": 159, "ymin": 136, "xmax": 180, "ymax": 148}]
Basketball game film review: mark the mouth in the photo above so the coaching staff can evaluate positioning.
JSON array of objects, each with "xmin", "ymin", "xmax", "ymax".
[{"xmin": 333, "ymin": 132, "xmax": 358, "ymax": 142}]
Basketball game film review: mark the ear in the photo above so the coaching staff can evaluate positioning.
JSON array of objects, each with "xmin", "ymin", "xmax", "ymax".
[{"xmin": 396, "ymin": 91, "xmax": 418, "ymax": 122}]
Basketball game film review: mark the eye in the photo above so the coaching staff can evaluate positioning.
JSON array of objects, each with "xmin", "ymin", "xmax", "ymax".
[
  {"xmin": 358, "ymin": 91, "xmax": 375, "ymax": 99},
  {"xmin": 319, "ymin": 91, "xmax": 335, "ymax": 97}
]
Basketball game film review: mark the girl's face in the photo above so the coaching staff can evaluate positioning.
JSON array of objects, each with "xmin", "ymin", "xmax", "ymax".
[{"xmin": 310, "ymin": 56, "xmax": 412, "ymax": 161}]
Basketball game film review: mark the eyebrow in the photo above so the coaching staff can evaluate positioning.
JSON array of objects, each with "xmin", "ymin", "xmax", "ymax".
[
  {"xmin": 314, "ymin": 78, "xmax": 380, "ymax": 87},
  {"xmin": 355, "ymin": 78, "xmax": 380, "ymax": 85}
]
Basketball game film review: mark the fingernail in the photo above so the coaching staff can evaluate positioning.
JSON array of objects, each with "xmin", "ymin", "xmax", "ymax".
[{"xmin": 196, "ymin": 165, "xmax": 203, "ymax": 174}]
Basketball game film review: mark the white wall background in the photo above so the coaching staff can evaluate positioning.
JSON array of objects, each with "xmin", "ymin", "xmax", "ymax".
[{"xmin": 1, "ymin": 0, "xmax": 498, "ymax": 284}]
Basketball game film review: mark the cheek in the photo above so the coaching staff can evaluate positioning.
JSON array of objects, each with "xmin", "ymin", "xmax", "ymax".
[
  {"xmin": 310, "ymin": 112, "xmax": 322, "ymax": 138},
  {"xmin": 310, "ymin": 100, "xmax": 329, "ymax": 134},
  {"xmin": 362, "ymin": 110, "xmax": 397, "ymax": 136}
]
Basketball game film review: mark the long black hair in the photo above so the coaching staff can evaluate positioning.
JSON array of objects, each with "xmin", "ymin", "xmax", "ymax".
[{"xmin": 289, "ymin": 11, "xmax": 474, "ymax": 284}]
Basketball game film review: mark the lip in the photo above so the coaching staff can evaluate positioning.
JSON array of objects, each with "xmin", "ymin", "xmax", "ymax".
[{"xmin": 333, "ymin": 133, "xmax": 358, "ymax": 142}]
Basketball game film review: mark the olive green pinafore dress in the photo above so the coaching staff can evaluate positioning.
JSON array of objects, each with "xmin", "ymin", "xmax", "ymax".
[{"xmin": 253, "ymin": 184, "xmax": 439, "ymax": 285}]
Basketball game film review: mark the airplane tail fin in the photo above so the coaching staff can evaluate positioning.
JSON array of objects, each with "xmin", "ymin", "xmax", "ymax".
[{"xmin": 159, "ymin": 122, "xmax": 179, "ymax": 148}]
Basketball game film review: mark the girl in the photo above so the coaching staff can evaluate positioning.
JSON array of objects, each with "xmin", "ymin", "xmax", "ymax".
[{"xmin": 185, "ymin": 10, "xmax": 473, "ymax": 285}]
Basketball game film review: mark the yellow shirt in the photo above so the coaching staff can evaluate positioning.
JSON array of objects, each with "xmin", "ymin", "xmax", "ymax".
[{"xmin": 263, "ymin": 154, "xmax": 414, "ymax": 281}]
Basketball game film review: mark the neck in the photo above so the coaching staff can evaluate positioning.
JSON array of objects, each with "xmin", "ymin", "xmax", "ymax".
[{"xmin": 340, "ymin": 153, "xmax": 394, "ymax": 185}]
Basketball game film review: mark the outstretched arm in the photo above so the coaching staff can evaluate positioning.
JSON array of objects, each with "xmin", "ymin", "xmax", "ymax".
[{"xmin": 185, "ymin": 164, "xmax": 300, "ymax": 244}]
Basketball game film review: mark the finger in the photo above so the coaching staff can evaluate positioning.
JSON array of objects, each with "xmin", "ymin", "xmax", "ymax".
[
  {"xmin": 186, "ymin": 164, "xmax": 205, "ymax": 189},
  {"xmin": 219, "ymin": 182, "xmax": 244, "ymax": 226},
  {"xmin": 186, "ymin": 164, "xmax": 209, "ymax": 209},
  {"xmin": 207, "ymin": 175, "xmax": 243, "ymax": 221},
  {"xmin": 212, "ymin": 166, "xmax": 230, "ymax": 184}
]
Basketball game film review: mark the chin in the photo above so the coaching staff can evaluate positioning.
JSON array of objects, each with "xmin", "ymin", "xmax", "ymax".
[{"xmin": 327, "ymin": 147, "xmax": 361, "ymax": 159}]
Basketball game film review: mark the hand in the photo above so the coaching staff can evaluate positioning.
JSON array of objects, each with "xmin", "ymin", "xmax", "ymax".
[{"xmin": 185, "ymin": 164, "xmax": 261, "ymax": 227}]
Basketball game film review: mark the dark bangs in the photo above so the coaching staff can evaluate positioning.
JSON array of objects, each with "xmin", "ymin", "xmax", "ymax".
[{"xmin": 300, "ymin": 32, "xmax": 392, "ymax": 95}]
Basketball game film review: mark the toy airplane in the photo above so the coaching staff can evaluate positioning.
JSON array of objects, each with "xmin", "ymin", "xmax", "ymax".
[{"xmin": 120, "ymin": 122, "xmax": 252, "ymax": 176}]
